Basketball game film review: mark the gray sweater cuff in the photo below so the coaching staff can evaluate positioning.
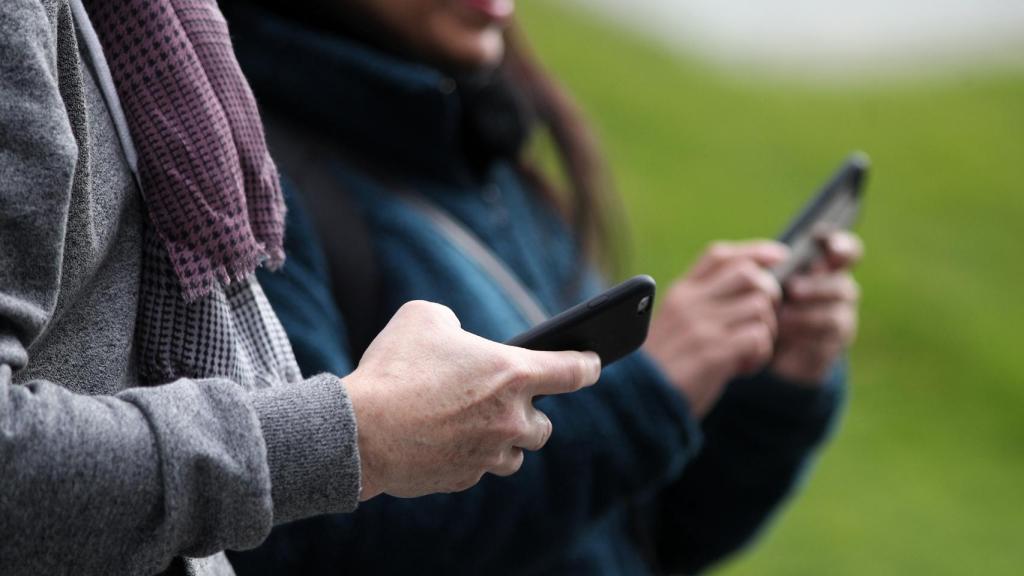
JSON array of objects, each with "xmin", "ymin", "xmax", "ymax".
[{"xmin": 251, "ymin": 374, "xmax": 361, "ymax": 524}]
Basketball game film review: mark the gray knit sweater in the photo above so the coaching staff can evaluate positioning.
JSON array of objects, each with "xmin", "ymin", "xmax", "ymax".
[{"xmin": 0, "ymin": 2, "xmax": 361, "ymax": 574}]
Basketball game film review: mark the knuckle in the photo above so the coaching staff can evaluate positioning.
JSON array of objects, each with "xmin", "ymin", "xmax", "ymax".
[
  {"xmin": 495, "ymin": 450, "xmax": 524, "ymax": 476},
  {"xmin": 431, "ymin": 302, "xmax": 458, "ymax": 321},
  {"xmin": 493, "ymin": 406, "xmax": 528, "ymax": 443},
  {"xmin": 426, "ymin": 301, "xmax": 449, "ymax": 314},
  {"xmin": 439, "ymin": 304, "xmax": 460, "ymax": 323},
  {"xmin": 503, "ymin": 356, "xmax": 535, "ymax": 391},
  {"xmin": 406, "ymin": 300, "xmax": 459, "ymax": 327},
  {"xmin": 402, "ymin": 300, "xmax": 432, "ymax": 315},
  {"xmin": 487, "ymin": 450, "xmax": 507, "ymax": 471},
  {"xmin": 492, "ymin": 351, "xmax": 519, "ymax": 378},
  {"xmin": 393, "ymin": 301, "xmax": 417, "ymax": 321},
  {"xmin": 401, "ymin": 300, "xmax": 441, "ymax": 324},
  {"xmin": 540, "ymin": 353, "xmax": 587, "ymax": 394},
  {"xmin": 511, "ymin": 411, "xmax": 532, "ymax": 441},
  {"xmin": 507, "ymin": 449, "xmax": 525, "ymax": 473},
  {"xmin": 737, "ymin": 263, "xmax": 762, "ymax": 289}
]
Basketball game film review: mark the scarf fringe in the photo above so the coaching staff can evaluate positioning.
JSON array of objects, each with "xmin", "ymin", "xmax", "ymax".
[{"xmin": 176, "ymin": 242, "xmax": 286, "ymax": 303}]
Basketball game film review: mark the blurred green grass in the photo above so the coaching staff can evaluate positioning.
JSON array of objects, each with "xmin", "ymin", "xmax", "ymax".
[{"xmin": 518, "ymin": 2, "xmax": 1024, "ymax": 574}]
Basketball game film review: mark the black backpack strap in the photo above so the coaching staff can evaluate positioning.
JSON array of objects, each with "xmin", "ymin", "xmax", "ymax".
[{"xmin": 262, "ymin": 111, "xmax": 382, "ymax": 358}]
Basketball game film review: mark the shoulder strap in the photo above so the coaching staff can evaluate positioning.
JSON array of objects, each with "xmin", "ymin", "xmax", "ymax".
[
  {"xmin": 261, "ymin": 112, "xmax": 383, "ymax": 356},
  {"xmin": 400, "ymin": 194, "xmax": 550, "ymax": 327}
]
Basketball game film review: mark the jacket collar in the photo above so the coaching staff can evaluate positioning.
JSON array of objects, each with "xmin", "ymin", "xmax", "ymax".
[{"xmin": 229, "ymin": 5, "xmax": 476, "ymax": 185}]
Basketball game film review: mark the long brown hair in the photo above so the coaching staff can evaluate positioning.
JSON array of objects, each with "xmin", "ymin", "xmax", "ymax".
[{"xmin": 501, "ymin": 24, "xmax": 625, "ymax": 278}]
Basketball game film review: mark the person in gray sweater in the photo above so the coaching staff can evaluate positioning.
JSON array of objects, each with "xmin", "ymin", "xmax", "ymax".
[{"xmin": 0, "ymin": 1, "xmax": 601, "ymax": 575}]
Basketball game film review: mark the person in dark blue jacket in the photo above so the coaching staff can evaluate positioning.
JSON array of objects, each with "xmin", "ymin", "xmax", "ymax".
[{"xmin": 224, "ymin": 1, "xmax": 863, "ymax": 574}]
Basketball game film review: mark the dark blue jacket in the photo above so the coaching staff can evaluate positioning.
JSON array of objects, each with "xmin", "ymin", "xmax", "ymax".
[{"xmin": 226, "ymin": 7, "xmax": 846, "ymax": 575}]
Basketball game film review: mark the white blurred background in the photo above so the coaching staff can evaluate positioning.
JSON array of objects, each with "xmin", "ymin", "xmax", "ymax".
[{"xmin": 567, "ymin": 0, "xmax": 1024, "ymax": 78}]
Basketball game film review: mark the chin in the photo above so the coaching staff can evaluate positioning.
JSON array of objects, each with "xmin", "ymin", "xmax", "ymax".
[{"xmin": 434, "ymin": 28, "xmax": 506, "ymax": 72}]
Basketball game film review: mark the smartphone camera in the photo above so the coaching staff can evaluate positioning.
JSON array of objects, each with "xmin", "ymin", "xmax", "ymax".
[{"xmin": 637, "ymin": 296, "xmax": 651, "ymax": 315}]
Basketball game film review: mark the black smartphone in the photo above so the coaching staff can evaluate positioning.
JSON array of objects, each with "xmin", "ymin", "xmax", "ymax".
[
  {"xmin": 771, "ymin": 152, "xmax": 869, "ymax": 282},
  {"xmin": 506, "ymin": 275, "xmax": 656, "ymax": 367}
]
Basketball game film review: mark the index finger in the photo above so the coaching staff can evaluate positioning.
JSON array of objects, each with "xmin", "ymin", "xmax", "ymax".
[
  {"xmin": 517, "ymin": 349, "xmax": 602, "ymax": 396},
  {"xmin": 689, "ymin": 240, "xmax": 790, "ymax": 280}
]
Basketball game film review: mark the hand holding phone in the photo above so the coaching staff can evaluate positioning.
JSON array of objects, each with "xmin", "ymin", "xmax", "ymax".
[{"xmin": 772, "ymin": 152, "xmax": 869, "ymax": 282}]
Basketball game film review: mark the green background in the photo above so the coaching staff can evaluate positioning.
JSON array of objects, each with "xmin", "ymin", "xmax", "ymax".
[{"xmin": 518, "ymin": 1, "xmax": 1024, "ymax": 574}]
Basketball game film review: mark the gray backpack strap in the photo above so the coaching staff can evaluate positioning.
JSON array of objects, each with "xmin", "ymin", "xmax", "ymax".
[{"xmin": 400, "ymin": 194, "xmax": 550, "ymax": 327}]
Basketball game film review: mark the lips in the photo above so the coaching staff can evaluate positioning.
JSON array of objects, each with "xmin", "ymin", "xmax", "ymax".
[{"xmin": 461, "ymin": 0, "xmax": 515, "ymax": 21}]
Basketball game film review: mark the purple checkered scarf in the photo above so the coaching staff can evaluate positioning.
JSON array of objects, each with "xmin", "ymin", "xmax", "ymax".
[{"xmin": 83, "ymin": 0, "xmax": 285, "ymax": 301}]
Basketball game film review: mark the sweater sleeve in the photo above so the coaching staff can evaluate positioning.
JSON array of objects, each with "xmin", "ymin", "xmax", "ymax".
[
  {"xmin": 0, "ymin": 5, "xmax": 359, "ymax": 574},
  {"xmin": 229, "ymin": 186, "xmax": 704, "ymax": 576},
  {"xmin": 651, "ymin": 363, "xmax": 847, "ymax": 574}
]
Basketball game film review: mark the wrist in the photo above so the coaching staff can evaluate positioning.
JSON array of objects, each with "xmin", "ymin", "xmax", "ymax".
[{"xmin": 342, "ymin": 370, "xmax": 386, "ymax": 501}]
